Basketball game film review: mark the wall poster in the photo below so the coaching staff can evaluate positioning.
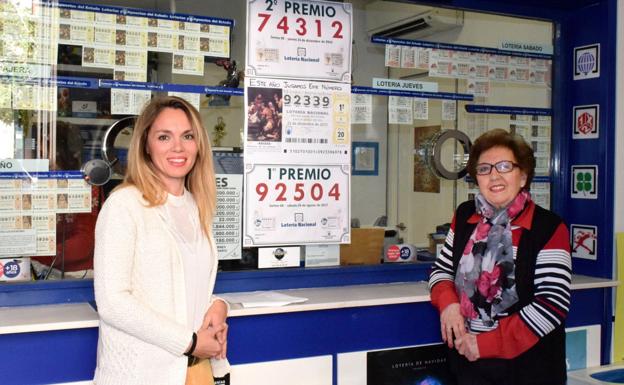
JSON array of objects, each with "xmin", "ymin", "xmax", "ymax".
[
  {"xmin": 244, "ymin": 0, "xmax": 352, "ymax": 247},
  {"xmin": 213, "ymin": 152, "xmax": 244, "ymax": 260},
  {"xmin": 0, "ymin": 171, "xmax": 92, "ymax": 258},
  {"xmin": 367, "ymin": 344, "xmax": 456, "ymax": 385},
  {"xmin": 245, "ymin": 0, "xmax": 352, "ymax": 82},
  {"xmin": 53, "ymin": 1, "xmax": 233, "ymax": 115},
  {"xmin": 243, "ymin": 77, "xmax": 350, "ymax": 246}
]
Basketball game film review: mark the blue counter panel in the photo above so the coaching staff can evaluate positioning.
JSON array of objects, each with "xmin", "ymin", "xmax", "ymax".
[
  {"xmin": 0, "ymin": 328, "xmax": 98, "ymax": 385},
  {"xmin": 0, "ymin": 288, "xmax": 609, "ymax": 384},
  {"xmin": 226, "ymin": 288, "xmax": 608, "ymax": 365},
  {"xmin": 568, "ymin": 289, "xmax": 609, "ymax": 327},
  {"xmin": 215, "ymin": 263, "xmax": 431, "ymax": 293},
  {"xmin": 227, "ymin": 302, "xmax": 442, "ymax": 365},
  {"xmin": 0, "ymin": 280, "xmax": 95, "ymax": 307},
  {"xmin": 0, "ymin": 264, "xmax": 433, "ymax": 307}
]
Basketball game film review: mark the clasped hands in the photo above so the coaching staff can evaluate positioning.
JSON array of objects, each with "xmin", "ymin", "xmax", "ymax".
[
  {"xmin": 440, "ymin": 303, "xmax": 480, "ymax": 362},
  {"xmin": 191, "ymin": 300, "xmax": 229, "ymax": 360}
]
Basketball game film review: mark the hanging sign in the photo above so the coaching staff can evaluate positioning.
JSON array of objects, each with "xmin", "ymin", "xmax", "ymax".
[
  {"xmin": 573, "ymin": 43, "xmax": 600, "ymax": 80},
  {"xmin": 572, "ymin": 104, "xmax": 599, "ymax": 139},
  {"xmin": 500, "ymin": 40, "xmax": 553, "ymax": 55},
  {"xmin": 570, "ymin": 224, "xmax": 598, "ymax": 260},
  {"xmin": 244, "ymin": 77, "xmax": 350, "ymax": 165},
  {"xmin": 243, "ymin": 163, "xmax": 349, "ymax": 246},
  {"xmin": 372, "ymin": 78, "xmax": 438, "ymax": 93},
  {"xmin": 243, "ymin": 76, "xmax": 351, "ymax": 246},
  {"xmin": 245, "ymin": 0, "xmax": 352, "ymax": 82}
]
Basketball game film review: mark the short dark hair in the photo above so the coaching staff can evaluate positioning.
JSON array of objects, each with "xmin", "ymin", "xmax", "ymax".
[{"xmin": 466, "ymin": 128, "xmax": 535, "ymax": 189}]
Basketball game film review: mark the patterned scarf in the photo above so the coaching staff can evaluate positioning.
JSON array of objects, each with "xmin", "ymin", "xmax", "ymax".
[{"xmin": 455, "ymin": 190, "xmax": 530, "ymax": 329}]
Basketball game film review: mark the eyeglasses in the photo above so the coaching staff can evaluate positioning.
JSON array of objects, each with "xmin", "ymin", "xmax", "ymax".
[{"xmin": 475, "ymin": 160, "xmax": 519, "ymax": 175}]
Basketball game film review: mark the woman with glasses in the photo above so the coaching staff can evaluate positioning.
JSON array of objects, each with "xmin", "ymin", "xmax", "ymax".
[{"xmin": 429, "ymin": 128, "xmax": 571, "ymax": 385}]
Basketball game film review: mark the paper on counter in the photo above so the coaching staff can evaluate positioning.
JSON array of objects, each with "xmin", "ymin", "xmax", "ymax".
[{"xmin": 220, "ymin": 291, "xmax": 308, "ymax": 308}]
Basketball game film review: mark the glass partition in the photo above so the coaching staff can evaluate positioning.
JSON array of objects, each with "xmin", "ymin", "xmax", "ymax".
[
  {"xmin": 0, "ymin": 0, "xmax": 553, "ymax": 283},
  {"xmin": 383, "ymin": 7, "xmax": 552, "ymax": 250}
]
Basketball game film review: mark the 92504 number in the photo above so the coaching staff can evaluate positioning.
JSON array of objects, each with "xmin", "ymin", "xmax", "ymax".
[{"xmin": 256, "ymin": 182, "xmax": 341, "ymax": 202}]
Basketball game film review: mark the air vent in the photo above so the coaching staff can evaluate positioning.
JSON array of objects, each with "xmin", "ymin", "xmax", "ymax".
[{"xmin": 366, "ymin": 6, "xmax": 464, "ymax": 39}]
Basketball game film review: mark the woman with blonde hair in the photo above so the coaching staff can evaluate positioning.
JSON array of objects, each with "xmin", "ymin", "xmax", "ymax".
[{"xmin": 94, "ymin": 96, "xmax": 229, "ymax": 384}]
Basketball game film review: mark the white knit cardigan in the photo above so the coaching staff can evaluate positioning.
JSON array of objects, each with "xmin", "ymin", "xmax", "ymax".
[{"xmin": 93, "ymin": 186, "xmax": 221, "ymax": 385}]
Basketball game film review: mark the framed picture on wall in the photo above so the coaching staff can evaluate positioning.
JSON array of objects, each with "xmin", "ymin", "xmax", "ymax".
[{"xmin": 352, "ymin": 141, "xmax": 378, "ymax": 176}]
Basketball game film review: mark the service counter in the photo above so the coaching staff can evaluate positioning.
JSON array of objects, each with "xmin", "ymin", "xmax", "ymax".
[{"xmin": 0, "ymin": 274, "xmax": 617, "ymax": 385}]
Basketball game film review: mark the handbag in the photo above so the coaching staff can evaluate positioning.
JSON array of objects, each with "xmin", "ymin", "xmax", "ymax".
[{"xmin": 185, "ymin": 357, "xmax": 215, "ymax": 385}]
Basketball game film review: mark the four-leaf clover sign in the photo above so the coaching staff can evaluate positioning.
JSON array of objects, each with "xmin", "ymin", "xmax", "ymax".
[{"xmin": 576, "ymin": 172, "xmax": 593, "ymax": 192}]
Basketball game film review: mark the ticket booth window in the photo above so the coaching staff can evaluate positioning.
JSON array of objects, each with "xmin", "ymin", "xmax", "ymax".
[{"xmin": 0, "ymin": 0, "xmax": 554, "ymax": 284}]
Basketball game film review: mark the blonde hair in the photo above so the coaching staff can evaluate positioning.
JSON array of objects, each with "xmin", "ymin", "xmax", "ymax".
[{"xmin": 121, "ymin": 96, "xmax": 216, "ymax": 236}]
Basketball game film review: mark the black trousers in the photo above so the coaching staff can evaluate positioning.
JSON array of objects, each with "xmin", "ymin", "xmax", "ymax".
[{"xmin": 448, "ymin": 348, "xmax": 566, "ymax": 385}]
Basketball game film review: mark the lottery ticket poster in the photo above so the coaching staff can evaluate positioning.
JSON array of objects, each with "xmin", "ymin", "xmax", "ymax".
[
  {"xmin": 0, "ymin": 172, "xmax": 92, "ymax": 257},
  {"xmin": 351, "ymin": 94, "xmax": 372, "ymax": 125},
  {"xmin": 388, "ymin": 96, "xmax": 413, "ymax": 125},
  {"xmin": 111, "ymin": 89, "xmax": 152, "ymax": 115},
  {"xmin": 244, "ymin": 77, "xmax": 350, "ymax": 165},
  {"xmin": 243, "ymin": 77, "xmax": 351, "ymax": 246},
  {"xmin": 244, "ymin": 0, "xmax": 352, "ymax": 246},
  {"xmin": 246, "ymin": 0, "xmax": 352, "ymax": 82},
  {"xmin": 243, "ymin": 163, "xmax": 350, "ymax": 246}
]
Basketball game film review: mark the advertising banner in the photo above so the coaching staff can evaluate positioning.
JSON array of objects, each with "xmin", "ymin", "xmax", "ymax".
[
  {"xmin": 246, "ymin": 0, "xmax": 352, "ymax": 82},
  {"xmin": 367, "ymin": 344, "xmax": 455, "ymax": 385}
]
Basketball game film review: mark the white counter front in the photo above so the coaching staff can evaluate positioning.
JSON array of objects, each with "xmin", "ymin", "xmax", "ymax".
[{"xmin": 0, "ymin": 274, "xmax": 617, "ymax": 333}]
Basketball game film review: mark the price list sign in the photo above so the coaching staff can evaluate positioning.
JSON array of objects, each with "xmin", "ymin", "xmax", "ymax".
[
  {"xmin": 213, "ymin": 174, "xmax": 243, "ymax": 260},
  {"xmin": 244, "ymin": 164, "xmax": 350, "ymax": 246},
  {"xmin": 212, "ymin": 152, "xmax": 244, "ymax": 260},
  {"xmin": 246, "ymin": 0, "xmax": 352, "ymax": 82}
]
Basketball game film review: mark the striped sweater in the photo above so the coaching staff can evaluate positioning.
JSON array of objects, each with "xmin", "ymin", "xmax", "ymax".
[{"xmin": 429, "ymin": 200, "xmax": 572, "ymax": 359}]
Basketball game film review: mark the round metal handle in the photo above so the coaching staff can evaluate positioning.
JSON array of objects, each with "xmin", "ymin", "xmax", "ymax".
[
  {"xmin": 425, "ymin": 129, "xmax": 471, "ymax": 180},
  {"xmin": 81, "ymin": 117, "xmax": 135, "ymax": 186}
]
